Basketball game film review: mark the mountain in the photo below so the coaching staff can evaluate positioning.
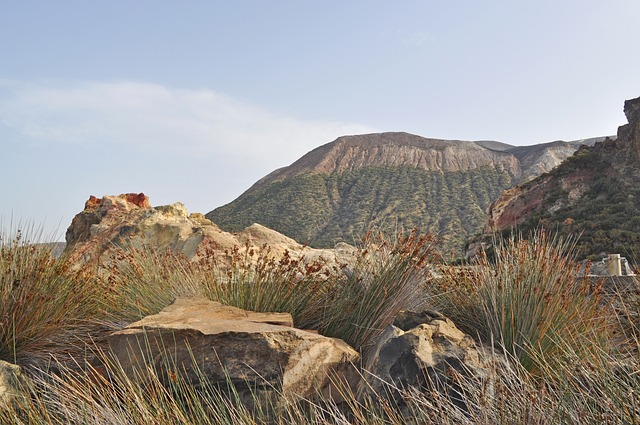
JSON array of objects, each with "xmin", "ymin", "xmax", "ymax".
[
  {"xmin": 206, "ymin": 132, "xmax": 607, "ymax": 255},
  {"xmin": 483, "ymin": 96, "xmax": 640, "ymax": 262}
]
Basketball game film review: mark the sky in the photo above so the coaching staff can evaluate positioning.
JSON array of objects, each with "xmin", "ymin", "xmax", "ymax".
[{"xmin": 2, "ymin": 1, "xmax": 640, "ymax": 241}]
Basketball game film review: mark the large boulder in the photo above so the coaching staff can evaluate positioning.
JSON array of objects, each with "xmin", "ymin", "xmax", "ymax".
[
  {"xmin": 105, "ymin": 297, "xmax": 359, "ymax": 406},
  {"xmin": 364, "ymin": 309, "xmax": 491, "ymax": 410}
]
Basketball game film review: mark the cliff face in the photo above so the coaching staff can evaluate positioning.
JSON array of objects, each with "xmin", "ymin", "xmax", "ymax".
[
  {"xmin": 620, "ymin": 96, "xmax": 640, "ymax": 164},
  {"xmin": 207, "ymin": 132, "xmax": 598, "ymax": 255},
  {"xmin": 507, "ymin": 139, "xmax": 606, "ymax": 183},
  {"xmin": 484, "ymin": 96, "xmax": 640, "ymax": 261},
  {"xmin": 256, "ymin": 133, "xmax": 521, "ymax": 186}
]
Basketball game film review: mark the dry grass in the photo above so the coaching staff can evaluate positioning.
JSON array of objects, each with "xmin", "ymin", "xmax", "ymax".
[
  {"xmin": 433, "ymin": 230, "xmax": 612, "ymax": 375},
  {"xmin": 1, "ymin": 225, "xmax": 640, "ymax": 424},
  {"xmin": 0, "ymin": 227, "xmax": 103, "ymax": 366}
]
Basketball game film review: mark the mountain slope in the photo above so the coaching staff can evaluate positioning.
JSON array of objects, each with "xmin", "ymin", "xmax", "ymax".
[
  {"xmin": 207, "ymin": 132, "xmax": 601, "ymax": 255},
  {"xmin": 210, "ymin": 163, "xmax": 513, "ymax": 252},
  {"xmin": 484, "ymin": 97, "xmax": 640, "ymax": 262}
]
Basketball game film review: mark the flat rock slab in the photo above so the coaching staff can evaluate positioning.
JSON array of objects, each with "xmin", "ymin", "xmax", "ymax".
[{"xmin": 125, "ymin": 296, "xmax": 295, "ymax": 331}]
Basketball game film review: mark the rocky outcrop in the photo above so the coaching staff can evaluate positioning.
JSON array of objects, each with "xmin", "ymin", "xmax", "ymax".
[
  {"xmin": 103, "ymin": 299, "xmax": 494, "ymax": 411},
  {"xmin": 64, "ymin": 193, "xmax": 354, "ymax": 269},
  {"xmin": 508, "ymin": 141, "xmax": 591, "ymax": 183},
  {"xmin": 480, "ymin": 96, "xmax": 640, "ymax": 261},
  {"xmin": 105, "ymin": 298, "xmax": 359, "ymax": 406},
  {"xmin": 485, "ymin": 175, "xmax": 553, "ymax": 231},
  {"xmin": 620, "ymin": 96, "xmax": 640, "ymax": 163},
  {"xmin": 363, "ymin": 309, "xmax": 491, "ymax": 410},
  {"xmin": 486, "ymin": 97, "xmax": 640, "ymax": 234}
]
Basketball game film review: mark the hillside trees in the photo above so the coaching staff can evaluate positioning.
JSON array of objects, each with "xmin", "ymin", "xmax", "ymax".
[{"xmin": 208, "ymin": 165, "xmax": 514, "ymax": 255}]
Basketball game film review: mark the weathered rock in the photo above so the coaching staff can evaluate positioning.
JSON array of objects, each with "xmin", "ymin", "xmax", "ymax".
[
  {"xmin": 507, "ymin": 139, "xmax": 607, "ymax": 183},
  {"xmin": 105, "ymin": 298, "xmax": 359, "ymax": 406},
  {"xmin": 364, "ymin": 310, "xmax": 490, "ymax": 410},
  {"xmin": 64, "ymin": 193, "xmax": 355, "ymax": 270},
  {"xmin": 486, "ymin": 96, "xmax": 640, "ymax": 235},
  {"xmin": 0, "ymin": 360, "xmax": 27, "ymax": 408},
  {"xmin": 485, "ymin": 176, "xmax": 552, "ymax": 231},
  {"xmin": 392, "ymin": 309, "xmax": 446, "ymax": 330}
]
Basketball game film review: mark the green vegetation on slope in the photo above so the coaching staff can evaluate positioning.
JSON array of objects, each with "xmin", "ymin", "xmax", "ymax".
[
  {"xmin": 207, "ymin": 165, "xmax": 513, "ymax": 255},
  {"xmin": 502, "ymin": 148, "xmax": 640, "ymax": 263}
]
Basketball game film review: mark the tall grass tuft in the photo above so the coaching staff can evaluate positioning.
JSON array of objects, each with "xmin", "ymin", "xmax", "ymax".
[
  {"xmin": 7, "ymin": 338, "xmax": 639, "ymax": 424},
  {"xmin": 95, "ymin": 245, "xmax": 203, "ymax": 325},
  {"xmin": 3, "ymin": 223, "xmax": 640, "ymax": 423},
  {"xmin": 434, "ymin": 230, "xmax": 610, "ymax": 374},
  {"xmin": 310, "ymin": 230, "xmax": 439, "ymax": 353},
  {"xmin": 0, "ymin": 226, "xmax": 103, "ymax": 366},
  {"xmin": 195, "ymin": 231, "xmax": 438, "ymax": 354},
  {"xmin": 199, "ymin": 244, "xmax": 329, "ymax": 327}
]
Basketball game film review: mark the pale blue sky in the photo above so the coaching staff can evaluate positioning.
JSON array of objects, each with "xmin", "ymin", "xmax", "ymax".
[{"xmin": 2, "ymin": 1, "xmax": 640, "ymax": 240}]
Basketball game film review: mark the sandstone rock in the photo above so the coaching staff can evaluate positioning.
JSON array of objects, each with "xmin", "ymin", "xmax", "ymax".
[
  {"xmin": 64, "ymin": 193, "xmax": 354, "ymax": 270},
  {"xmin": 364, "ymin": 310, "xmax": 490, "ymax": 410},
  {"xmin": 0, "ymin": 360, "xmax": 27, "ymax": 408},
  {"xmin": 126, "ymin": 296, "xmax": 295, "ymax": 328},
  {"xmin": 105, "ymin": 297, "xmax": 359, "ymax": 406}
]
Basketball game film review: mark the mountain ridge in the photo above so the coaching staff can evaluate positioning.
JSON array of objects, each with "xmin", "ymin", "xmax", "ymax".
[
  {"xmin": 207, "ymin": 132, "xmax": 610, "ymax": 255},
  {"xmin": 250, "ymin": 132, "xmax": 520, "ymax": 190}
]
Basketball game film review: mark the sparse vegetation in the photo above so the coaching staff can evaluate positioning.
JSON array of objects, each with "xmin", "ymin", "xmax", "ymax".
[{"xmin": 1, "ymin": 223, "xmax": 639, "ymax": 424}]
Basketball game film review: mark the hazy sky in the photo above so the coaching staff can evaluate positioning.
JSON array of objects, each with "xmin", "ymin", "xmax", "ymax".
[{"xmin": 2, "ymin": 1, "xmax": 640, "ymax": 240}]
